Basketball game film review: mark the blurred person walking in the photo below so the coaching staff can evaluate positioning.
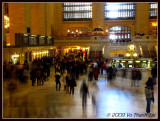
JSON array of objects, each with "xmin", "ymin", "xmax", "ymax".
[
  {"xmin": 93, "ymin": 65, "xmax": 99, "ymax": 81},
  {"xmin": 88, "ymin": 64, "xmax": 93, "ymax": 81},
  {"xmin": 112, "ymin": 65, "xmax": 117, "ymax": 80},
  {"xmin": 136, "ymin": 69, "xmax": 141, "ymax": 87},
  {"xmin": 102, "ymin": 62, "xmax": 107, "ymax": 79},
  {"xmin": 65, "ymin": 73, "xmax": 71, "ymax": 94},
  {"xmin": 30, "ymin": 67, "xmax": 36, "ymax": 86},
  {"xmin": 121, "ymin": 68, "xmax": 126, "ymax": 81},
  {"xmin": 131, "ymin": 68, "xmax": 137, "ymax": 87},
  {"xmin": 69, "ymin": 75, "xmax": 77, "ymax": 95},
  {"xmin": 61, "ymin": 69, "xmax": 67, "ymax": 91},
  {"xmin": 151, "ymin": 64, "xmax": 157, "ymax": 84},
  {"xmin": 36, "ymin": 68, "xmax": 41, "ymax": 86},
  {"xmin": 55, "ymin": 72, "xmax": 61, "ymax": 91},
  {"xmin": 80, "ymin": 81, "xmax": 90, "ymax": 110},
  {"xmin": 107, "ymin": 66, "xmax": 113, "ymax": 81},
  {"xmin": 90, "ymin": 81, "xmax": 99, "ymax": 112}
]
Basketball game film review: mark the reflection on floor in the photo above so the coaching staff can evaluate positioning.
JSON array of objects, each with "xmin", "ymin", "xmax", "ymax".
[{"xmin": 3, "ymin": 68, "xmax": 158, "ymax": 119}]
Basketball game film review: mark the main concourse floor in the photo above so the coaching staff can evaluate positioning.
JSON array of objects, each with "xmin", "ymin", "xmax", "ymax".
[{"xmin": 2, "ymin": 67, "xmax": 158, "ymax": 119}]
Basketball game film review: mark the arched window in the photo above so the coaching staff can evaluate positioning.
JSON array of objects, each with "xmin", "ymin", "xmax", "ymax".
[
  {"xmin": 109, "ymin": 26, "xmax": 131, "ymax": 42},
  {"xmin": 63, "ymin": 2, "xmax": 92, "ymax": 20},
  {"xmin": 149, "ymin": 2, "xmax": 157, "ymax": 19},
  {"xmin": 104, "ymin": 3, "xmax": 135, "ymax": 20}
]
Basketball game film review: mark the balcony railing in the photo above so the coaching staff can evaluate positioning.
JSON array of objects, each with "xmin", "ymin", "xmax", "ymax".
[{"xmin": 54, "ymin": 35, "xmax": 157, "ymax": 43}]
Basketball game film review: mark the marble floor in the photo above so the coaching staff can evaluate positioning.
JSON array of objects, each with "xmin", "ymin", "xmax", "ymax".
[{"xmin": 2, "ymin": 67, "xmax": 158, "ymax": 119}]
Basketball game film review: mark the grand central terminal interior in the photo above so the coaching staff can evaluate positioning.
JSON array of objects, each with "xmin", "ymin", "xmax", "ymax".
[{"xmin": 2, "ymin": 2, "xmax": 158, "ymax": 119}]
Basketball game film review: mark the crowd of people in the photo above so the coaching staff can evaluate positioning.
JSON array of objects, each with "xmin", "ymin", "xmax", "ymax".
[
  {"xmin": 53, "ymin": 55, "xmax": 88, "ymax": 94},
  {"xmin": 3, "ymin": 60, "xmax": 29, "ymax": 84},
  {"xmin": 3, "ymin": 55, "xmax": 157, "ymax": 117},
  {"xmin": 88, "ymin": 59, "xmax": 117, "ymax": 82},
  {"xmin": 30, "ymin": 56, "xmax": 53, "ymax": 86}
]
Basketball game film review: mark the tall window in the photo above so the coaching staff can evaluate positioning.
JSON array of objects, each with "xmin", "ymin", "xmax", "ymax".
[
  {"xmin": 104, "ymin": 3, "xmax": 135, "ymax": 20},
  {"xmin": 109, "ymin": 26, "xmax": 131, "ymax": 42},
  {"xmin": 149, "ymin": 3, "xmax": 158, "ymax": 19},
  {"xmin": 4, "ymin": 3, "xmax": 9, "ymax": 15},
  {"xmin": 63, "ymin": 2, "xmax": 92, "ymax": 20}
]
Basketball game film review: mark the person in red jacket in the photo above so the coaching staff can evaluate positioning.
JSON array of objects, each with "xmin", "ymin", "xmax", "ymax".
[{"xmin": 93, "ymin": 65, "xmax": 99, "ymax": 81}]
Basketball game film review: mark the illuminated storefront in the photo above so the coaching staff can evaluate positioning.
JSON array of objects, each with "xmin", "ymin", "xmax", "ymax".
[
  {"xmin": 112, "ymin": 58, "xmax": 152, "ymax": 69},
  {"xmin": 62, "ymin": 46, "xmax": 90, "ymax": 61}
]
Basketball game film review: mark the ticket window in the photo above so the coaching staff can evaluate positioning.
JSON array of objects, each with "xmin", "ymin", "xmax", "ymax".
[
  {"xmin": 120, "ymin": 63, "xmax": 125, "ymax": 68},
  {"xmin": 128, "ymin": 64, "xmax": 133, "ymax": 68},
  {"xmin": 142, "ymin": 62, "xmax": 147, "ymax": 68}
]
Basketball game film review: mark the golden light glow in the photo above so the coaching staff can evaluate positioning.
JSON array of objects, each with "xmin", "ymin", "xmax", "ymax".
[
  {"xmin": 77, "ymin": 47, "xmax": 80, "ymax": 49},
  {"xmin": 68, "ymin": 29, "xmax": 70, "ymax": 33},
  {"xmin": 76, "ymin": 30, "xmax": 78, "ymax": 32},
  {"xmin": 6, "ymin": 43, "xmax": 10, "ymax": 46},
  {"xmin": 4, "ymin": 15, "xmax": 10, "ymax": 28},
  {"xmin": 152, "ymin": 22, "xmax": 157, "ymax": 27},
  {"xmin": 33, "ymin": 53, "xmax": 36, "ymax": 55},
  {"xmin": 12, "ymin": 54, "xmax": 19, "ymax": 58},
  {"xmin": 106, "ymin": 30, "xmax": 108, "ymax": 32},
  {"xmin": 126, "ymin": 53, "xmax": 130, "ymax": 57},
  {"xmin": 133, "ymin": 53, "xmax": 137, "ymax": 57}
]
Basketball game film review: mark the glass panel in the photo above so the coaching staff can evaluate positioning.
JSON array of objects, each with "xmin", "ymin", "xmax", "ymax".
[
  {"xmin": 109, "ymin": 26, "xmax": 131, "ymax": 42},
  {"xmin": 105, "ymin": 3, "xmax": 135, "ymax": 19},
  {"xmin": 63, "ymin": 2, "xmax": 92, "ymax": 20},
  {"xmin": 149, "ymin": 3, "xmax": 157, "ymax": 17}
]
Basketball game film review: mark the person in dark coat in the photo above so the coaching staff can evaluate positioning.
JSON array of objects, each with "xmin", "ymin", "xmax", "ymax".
[
  {"xmin": 100, "ymin": 59, "xmax": 104, "ymax": 75},
  {"xmin": 55, "ymin": 72, "xmax": 61, "ymax": 91},
  {"xmin": 112, "ymin": 65, "xmax": 117, "ymax": 80},
  {"xmin": 151, "ymin": 65, "xmax": 157, "ymax": 84},
  {"xmin": 69, "ymin": 75, "xmax": 76, "ymax": 94},
  {"xmin": 88, "ymin": 64, "xmax": 93, "ymax": 81},
  {"xmin": 108, "ymin": 66, "xmax": 113, "ymax": 81},
  {"xmin": 80, "ymin": 81, "xmax": 89, "ymax": 110},
  {"xmin": 136, "ymin": 69, "xmax": 141, "ymax": 87},
  {"xmin": 30, "ymin": 68, "xmax": 36, "ymax": 86},
  {"xmin": 36, "ymin": 68, "xmax": 41, "ymax": 86},
  {"xmin": 131, "ymin": 68, "xmax": 137, "ymax": 87},
  {"xmin": 65, "ymin": 73, "xmax": 71, "ymax": 94},
  {"xmin": 75, "ymin": 64, "xmax": 79, "ymax": 79}
]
